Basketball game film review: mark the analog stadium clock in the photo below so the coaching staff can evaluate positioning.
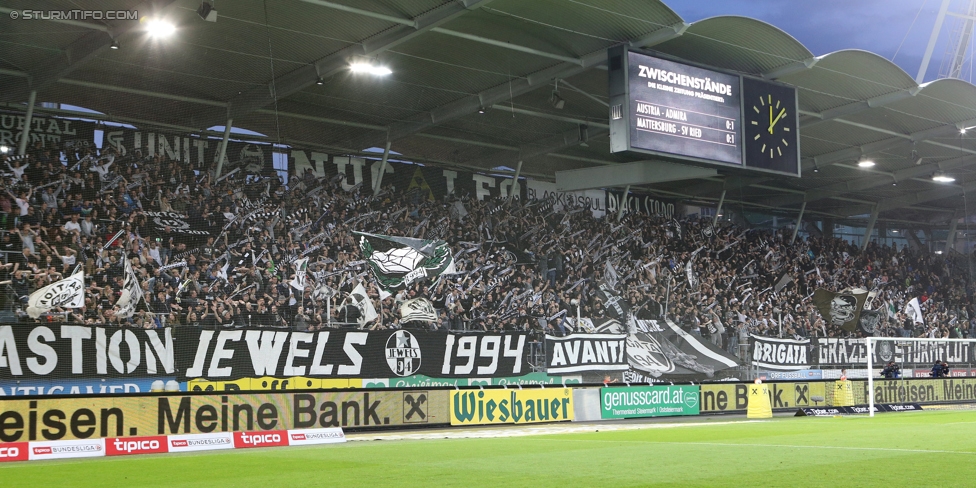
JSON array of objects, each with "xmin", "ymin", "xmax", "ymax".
[{"xmin": 742, "ymin": 77, "xmax": 800, "ymax": 175}]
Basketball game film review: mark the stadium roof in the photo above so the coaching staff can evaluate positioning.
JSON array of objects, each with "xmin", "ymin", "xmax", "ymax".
[{"xmin": 3, "ymin": 0, "xmax": 976, "ymax": 227}]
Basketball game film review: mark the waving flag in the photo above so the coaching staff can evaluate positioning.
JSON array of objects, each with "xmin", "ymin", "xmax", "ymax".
[
  {"xmin": 114, "ymin": 256, "xmax": 144, "ymax": 319},
  {"xmin": 400, "ymin": 298, "xmax": 438, "ymax": 323},
  {"xmin": 27, "ymin": 270, "xmax": 85, "ymax": 318},
  {"xmin": 290, "ymin": 257, "xmax": 309, "ymax": 291},
  {"xmin": 356, "ymin": 232, "xmax": 455, "ymax": 290}
]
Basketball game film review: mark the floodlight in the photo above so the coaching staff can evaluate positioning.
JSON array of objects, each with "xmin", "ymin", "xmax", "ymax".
[
  {"xmin": 857, "ymin": 159, "xmax": 875, "ymax": 168},
  {"xmin": 197, "ymin": 1, "xmax": 218, "ymax": 22},
  {"xmin": 146, "ymin": 18, "xmax": 176, "ymax": 38},
  {"xmin": 549, "ymin": 90, "xmax": 565, "ymax": 109},
  {"xmin": 350, "ymin": 62, "xmax": 391, "ymax": 76}
]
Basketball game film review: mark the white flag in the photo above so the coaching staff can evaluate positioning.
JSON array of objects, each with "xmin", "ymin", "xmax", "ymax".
[
  {"xmin": 904, "ymin": 297, "xmax": 924, "ymax": 324},
  {"xmin": 350, "ymin": 283, "xmax": 378, "ymax": 325},
  {"xmin": 290, "ymin": 257, "xmax": 309, "ymax": 291},
  {"xmin": 311, "ymin": 283, "xmax": 336, "ymax": 301},
  {"xmin": 114, "ymin": 256, "xmax": 144, "ymax": 319},
  {"xmin": 27, "ymin": 270, "xmax": 85, "ymax": 318},
  {"xmin": 604, "ymin": 260, "xmax": 619, "ymax": 289}
]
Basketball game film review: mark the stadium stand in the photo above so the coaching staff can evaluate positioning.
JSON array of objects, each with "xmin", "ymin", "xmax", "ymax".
[{"xmin": 0, "ymin": 144, "xmax": 970, "ymax": 350}]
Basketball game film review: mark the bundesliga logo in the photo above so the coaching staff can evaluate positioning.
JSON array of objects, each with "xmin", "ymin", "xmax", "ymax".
[{"xmin": 386, "ymin": 330, "xmax": 422, "ymax": 377}]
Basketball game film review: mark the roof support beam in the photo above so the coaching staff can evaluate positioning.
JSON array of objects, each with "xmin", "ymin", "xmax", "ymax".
[
  {"xmin": 555, "ymin": 160, "xmax": 717, "ymax": 192},
  {"xmin": 300, "ymin": 0, "xmax": 594, "ymax": 65},
  {"xmin": 6, "ymin": 73, "xmax": 544, "ymax": 155},
  {"xmin": 761, "ymin": 56, "xmax": 818, "ymax": 80},
  {"xmin": 946, "ymin": 210, "xmax": 960, "ymax": 250},
  {"xmin": 682, "ymin": 175, "xmax": 771, "ymax": 198},
  {"xmin": 800, "ymin": 117, "xmax": 976, "ymax": 173},
  {"xmin": 712, "ymin": 190, "xmax": 727, "ymax": 228},
  {"xmin": 490, "ymin": 105, "xmax": 609, "ymax": 128},
  {"xmin": 763, "ymin": 153, "xmax": 975, "ymax": 208},
  {"xmin": 430, "ymin": 28, "xmax": 584, "ymax": 65},
  {"xmin": 800, "ymin": 87, "xmax": 920, "ymax": 129},
  {"xmin": 918, "ymin": 0, "xmax": 952, "ymax": 82},
  {"xmin": 790, "ymin": 201, "xmax": 806, "ymax": 243},
  {"xmin": 840, "ymin": 180, "xmax": 976, "ymax": 217},
  {"xmin": 16, "ymin": 91, "xmax": 37, "ymax": 156},
  {"xmin": 519, "ymin": 126, "xmax": 608, "ymax": 161},
  {"xmin": 862, "ymin": 205, "xmax": 880, "ymax": 250},
  {"xmin": 205, "ymin": 0, "xmax": 495, "ymax": 127},
  {"xmin": 345, "ymin": 22, "xmax": 689, "ymax": 151},
  {"xmin": 0, "ymin": 0, "xmax": 178, "ymax": 103}
]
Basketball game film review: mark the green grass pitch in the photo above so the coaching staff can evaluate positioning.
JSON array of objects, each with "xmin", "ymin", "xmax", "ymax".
[{"xmin": 3, "ymin": 411, "xmax": 975, "ymax": 487}]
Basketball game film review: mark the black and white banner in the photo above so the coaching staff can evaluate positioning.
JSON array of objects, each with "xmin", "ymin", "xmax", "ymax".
[
  {"xmin": 102, "ymin": 127, "xmax": 275, "ymax": 174},
  {"xmin": 545, "ymin": 333, "xmax": 628, "ymax": 373},
  {"xmin": 0, "ymin": 325, "xmax": 175, "ymax": 379},
  {"xmin": 289, "ymin": 151, "xmax": 528, "ymax": 202},
  {"xmin": 176, "ymin": 329, "xmax": 529, "ymax": 381},
  {"xmin": 750, "ymin": 335, "xmax": 812, "ymax": 371},
  {"xmin": 0, "ymin": 111, "xmax": 97, "ymax": 151},
  {"xmin": 749, "ymin": 336, "xmax": 976, "ymax": 370},
  {"xmin": 143, "ymin": 211, "xmax": 211, "ymax": 238},
  {"xmin": 605, "ymin": 190, "xmax": 676, "ymax": 220}
]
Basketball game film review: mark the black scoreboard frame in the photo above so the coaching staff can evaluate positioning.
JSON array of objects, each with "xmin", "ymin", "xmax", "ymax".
[{"xmin": 608, "ymin": 45, "xmax": 801, "ymax": 178}]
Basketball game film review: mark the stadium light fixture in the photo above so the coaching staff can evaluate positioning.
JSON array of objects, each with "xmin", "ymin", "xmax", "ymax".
[
  {"xmin": 857, "ymin": 159, "xmax": 875, "ymax": 168},
  {"xmin": 197, "ymin": 1, "xmax": 218, "ymax": 22},
  {"xmin": 0, "ymin": 145, "xmax": 8, "ymax": 154},
  {"xmin": 932, "ymin": 172, "xmax": 955, "ymax": 183},
  {"xmin": 146, "ymin": 18, "xmax": 176, "ymax": 38},
  {"xmin": 316, "ymin": 77, "xmax": 325, "ymax": 85},
  {"xmin": 350, "ymin": 62, "xmax": 392, "ymax": 76},
  {"xmin": 110, "ymin": 40, "xmax": 120, "ymax": 50}
]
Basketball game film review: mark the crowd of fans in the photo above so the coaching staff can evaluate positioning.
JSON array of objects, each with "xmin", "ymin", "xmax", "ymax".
[{"xmin": 1, "ymin": 140, "xmax": 975, "ymax": 356}]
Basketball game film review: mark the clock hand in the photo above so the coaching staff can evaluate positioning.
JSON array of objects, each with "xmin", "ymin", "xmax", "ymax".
[
  {"xmin": 769, "ymin": 108, "xmax": 787, "ymax": 134},
  {"xmin": 768, "ymin": 106, "xmax": 773, "ymax": 133}
]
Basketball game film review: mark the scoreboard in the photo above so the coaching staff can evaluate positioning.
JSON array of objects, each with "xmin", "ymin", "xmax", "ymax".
[{"xmin": 608, "ymin": 47, "xmax": 800, "ymax": 177}]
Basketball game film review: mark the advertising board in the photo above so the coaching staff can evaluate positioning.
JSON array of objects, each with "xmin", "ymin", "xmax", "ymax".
[
  {"xmin": 0, "ymin": 390, "xmax": 448, "ymax": 442},
  {"xmin": 600, "ymin": 385, "xmax": 700, "ymax": 419},
  {"xmin": 449, "ymin": 388, "xmax": 573, "ymax": 426}
]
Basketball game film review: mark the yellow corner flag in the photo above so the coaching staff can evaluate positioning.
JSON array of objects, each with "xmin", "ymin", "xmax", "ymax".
[
  {"xmin": 747, "ymin": 380, "xmax": 773, "ymax": 419},
  {"xmin": 833, "ymin": 378, "xmax": 854, "ymax": 407}
]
